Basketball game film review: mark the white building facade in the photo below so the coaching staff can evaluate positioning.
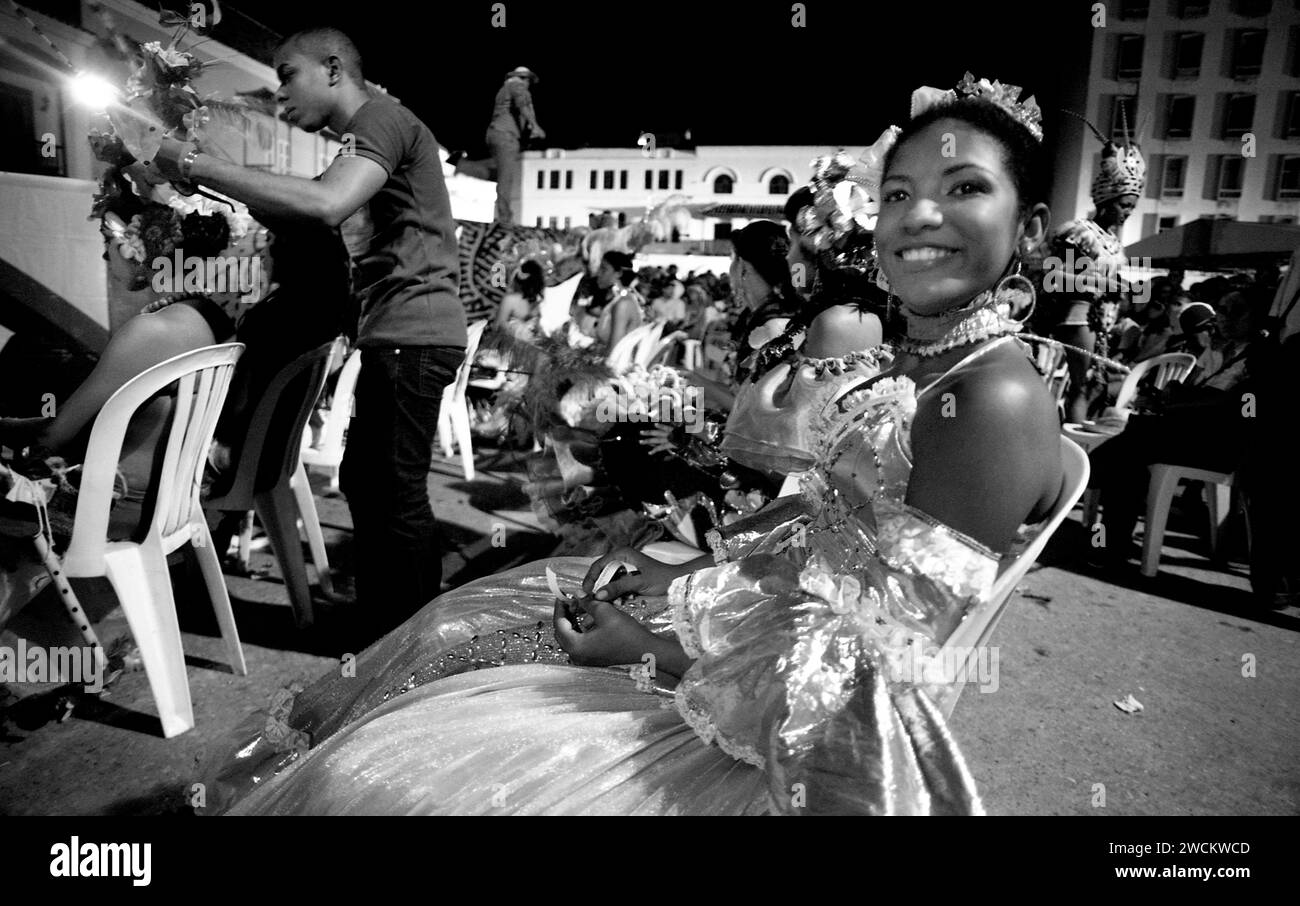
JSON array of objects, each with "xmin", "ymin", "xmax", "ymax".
[
  {"xmin": 517, "ymin": 144, "xmax": 867, "ymax": 237},
  {"xmin": 1052, "ymin": 0, "xmax": 1300, "ymax": 248}
]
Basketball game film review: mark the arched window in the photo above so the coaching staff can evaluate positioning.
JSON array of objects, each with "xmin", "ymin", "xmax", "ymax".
[
  {"xmin": 768, "ymin": 174, "xmax": 790, "ymax": 195},
  {"xmin": 713, "ymin": 174, "xmax": 733, "ymax": 194}
]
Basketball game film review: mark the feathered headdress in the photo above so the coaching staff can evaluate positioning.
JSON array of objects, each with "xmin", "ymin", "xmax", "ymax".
[{"xmin": 1066, "ymin": 106, "xmax": 1146, "ymax": 206}]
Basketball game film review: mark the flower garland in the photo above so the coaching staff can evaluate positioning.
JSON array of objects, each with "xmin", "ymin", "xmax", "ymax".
[{"xmin": 88, "ymin": 15, "xmax": 253, "ymax": 269}]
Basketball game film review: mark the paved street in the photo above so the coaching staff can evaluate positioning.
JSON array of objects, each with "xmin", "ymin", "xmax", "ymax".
[{"xmin": 1, "ymin": 448, "xmax": 1295, "ymax": 816}]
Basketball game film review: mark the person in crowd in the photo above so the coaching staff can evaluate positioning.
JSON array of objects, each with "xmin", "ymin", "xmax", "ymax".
[
  {"xmin": 152, "ymin": 26, "xmax": 466, "ymax": 638},
  {"xmin": 592, "ymin": 251, "xmax": 644, "ymax": 350},
  {"xmin": 1034, "ymin": 117, "xmax": 1144, "ymax": 423},
  {"xmin": 207, "ymin": 73, "xmax": 1063, "ymax": 816},
  {"xmin": 1089, "ymin": 293, "xmax": 1259, "ymax": 570},
  {"xmin": 494, "ymin": 260, "xmax": 546, "ymax": 339}
]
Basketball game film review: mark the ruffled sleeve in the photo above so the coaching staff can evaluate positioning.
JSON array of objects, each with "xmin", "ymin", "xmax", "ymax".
[{"xmin": 668, "ymin": 505, "xmax": 999, "ymax": 815}]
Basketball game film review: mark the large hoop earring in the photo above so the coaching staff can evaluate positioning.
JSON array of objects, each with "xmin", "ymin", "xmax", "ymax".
[{"xmin": 995, "ymin": 258, "xmax": 1036, "ymax": 326}]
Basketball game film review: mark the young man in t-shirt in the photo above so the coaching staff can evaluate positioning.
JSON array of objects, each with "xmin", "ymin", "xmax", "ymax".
[{"xmin": 153, "ymin": 26, "xmax": 466, "ymax": 637}]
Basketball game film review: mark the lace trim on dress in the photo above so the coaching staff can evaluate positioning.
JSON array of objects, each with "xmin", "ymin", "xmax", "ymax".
[
  {"xmin": 667, "ymin": 572, "xmax": 703, "ymax": 659},
  {"xmin": 672, "ymin": 683, "xmax": 766, "ymax": 768},
  {"xmin": 704, "ymin": 528, "xmax": 729, "ymax": 566},
  {"xmin": 874, "ymin": 498, "xmax": 1000, "ymax": 602}
]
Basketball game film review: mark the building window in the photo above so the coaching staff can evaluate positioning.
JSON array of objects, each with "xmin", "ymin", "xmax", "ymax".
[
  {"xmin": 564, "ymin": 216, "xmax": 572, "ymax": 229},
  {"xmin": 548, "ymin": 216, "xmax": 558, "ymax": 229},
  {"xmin": 1116, "ymin": 34, "xmax": 1144, "ymax": 80},
  {"xmin": 590, "ymin": 170, "xmax": 597, "ymax": 190},
  {"xmin": 1278, "ymin": 155, "xmax": 1300, "ymax": 199},
  {"xmin": 618, "ymin": 212, "xmax": 626, "ymax": 227},
  {"xmin": 620, "ymin": 170, "xmax": 628, "ymax": 190},
  {"xmin": 714, "ymin": 223, "xmax": 733, "ymax": 239},
  {"xmin": 1165, "ymin": 95, "xmax": 1196, "ymax": 138},
  {"xmin": 1289, "ymin": 26, "xmax": 1300, "ymax": 77},
  {"xmin": 537, "ymin": 170, "xmax": 546, "ymax": 190},
  {"xmin": 644, "ymin": 170, "xmax": 653, "ymax": 190},
  {"xmin": 1119, "ymin": 0, "xmax": 1148, "ymax": 18},
  {"xmin": 1232, "ymin": 0, "xmax": 1272, "ymax": 15},
  {"xmin": 1217, "ymin": 156, "xmax": 1246, "ymax": 199},
  {"xmin": 1108, "ymin": 95, "xmax": 1139, "ymax": 141},
  {"xmin": 536, "ymin": 217, "xmax": 544, "ymax": 227},
  {"xmin": 1223, "ymin": 93, "xmax": 1255, "ymax": 138},
  {"xmin": 603, "ymin": 170, "xmax": 615, "ymax": 189},
  {"xmin": 1158, "ymin": 216, "xmax": 1179, "ymax": 232},
  {"xmin": 1172, "ymin": 32, "xmax": 1203, "ymax": 78},
  {"xmin": 675, "ymin": 170, "xmax": 683, "ymax": 190},
  {"xmin": 1230, "ymin": 29, "xmax": 1266, "ymax": 78},
  {"xmin": 550, "ymin": 170, "xmax": 560, "ymax": 189},
  {"xmin": 713, "ymin": 174, "xmax": 734, "ymax": 194},
  {"xmin": 769, "ymin": 174, "xmax": 790, "ymax": 195},
  {"xmin": 565, "ymin": 170, "xmax": 573, "ymax": 189},
  {"xmin": 1284, "ymin": 91, "xmax": 1300, "ymax": 138},
  {"xmin": 1161, "ymin": 155, "xmax": 1188, "ymax": 197},
  {"xmin": 658, "ymin": 170, "xmax": 670, "ymax": 190},
  {"xmin": 1177, "ymin": 0, "xmax": 1208, "ymax": 16}
]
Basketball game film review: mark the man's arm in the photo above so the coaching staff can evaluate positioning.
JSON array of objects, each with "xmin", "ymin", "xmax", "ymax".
[
  {"xmin": 511, "ymin": 81, "xmax": 543, "ymax": 136},
  {"xmin": 157, "ymin": 138, "xmax": 387, "ymax": 228}
]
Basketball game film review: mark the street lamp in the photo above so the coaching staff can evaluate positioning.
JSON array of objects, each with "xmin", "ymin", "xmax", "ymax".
[{"xmin": 69, "ymin": 71, "xmax": 118, "ymax": 111}]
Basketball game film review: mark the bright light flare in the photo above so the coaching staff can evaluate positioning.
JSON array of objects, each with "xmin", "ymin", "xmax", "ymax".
[{"xmin": 69, "ymin": 72, "xmax": 118, "ymax": 110}]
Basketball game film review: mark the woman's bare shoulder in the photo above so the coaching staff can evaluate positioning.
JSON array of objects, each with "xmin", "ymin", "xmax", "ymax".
[{"xmin": 805, "ymin": 305, "xmax": 883, "ymax": 357}]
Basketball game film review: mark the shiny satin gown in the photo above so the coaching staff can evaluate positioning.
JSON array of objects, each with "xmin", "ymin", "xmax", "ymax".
[{"xmin": 215, "ymin": 345, "xmax": 1018, "ymax": 816}]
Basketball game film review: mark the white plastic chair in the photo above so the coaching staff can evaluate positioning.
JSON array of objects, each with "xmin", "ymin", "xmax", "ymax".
[
  {"xmin": 437, "ymin": 319, "xmax": 488, "ymax": 481},
  {"xmin": 1020, "ymin": 336, "xmax": 1069, "ymax": 408},
  {"xmin": 206, "ymin": 340, "xmax": 338, "ymax": 628},
  {"xmin": 300, "ymin": 342, "xmax": 362, "ymax": 493},
  {"xmin": 1074, "ymin": 352, "xmax": 1196, "ymax": 526},
  {"xmin": 1113, "ymin": 352, "xmax": 1196, "ymax": 410},
  {"xmin": 933, "ymin": 437, "xmax": 1089, "ymax": 718},
  {"xmin": 1140, "ymin": 465, "xmax": 1245, "ymax": 577},
  {"xmin": 56, "ymin": 343, "xmax": 245, "ymax": 739}
]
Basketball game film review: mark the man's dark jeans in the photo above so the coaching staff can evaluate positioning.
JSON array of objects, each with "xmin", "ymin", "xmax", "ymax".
[{"xmin": 341, "ymin": 345, "xmax": 465, "ymax": 634}]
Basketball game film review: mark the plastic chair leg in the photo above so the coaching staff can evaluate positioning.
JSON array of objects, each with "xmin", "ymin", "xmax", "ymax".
[
  {"xmin": 437, "ymin": 404, "xmax": 454, "ymax": 458},
  {"xmin": 1206, "ymin": 481, "xmax": 1232, "ymax": 559},
  {"xmin": 290, "ymin": 462, "xmax": 335, "ymax": 599},
  {"xmin": 452, "ymin": 401, "xmax": 474, "ymax": 481},
  {"xmin": 104, "ymin": 540, "xmax": 194, "ymax": 738},
  {"xmin": 255, "ymin": 481, "xmax": 315, "ymax": 628},
  {"xmin": 1081, "ymin": 488, "xmax": 1101, "ymax": 529},
  {"xmin": 1142, "ymin": 466, "xmax": 1179, "ymax": 577},
  {"xmin": 189, "ymin": 522, "xmax": 247, "ymax": 676},
  {"xmin": 237, "ymin": 510, "xmax": 253, "ymax": 564}
]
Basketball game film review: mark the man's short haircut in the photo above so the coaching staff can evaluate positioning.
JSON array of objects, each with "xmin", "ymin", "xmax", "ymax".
[{"xmin": 280, "ymin": 27, "xmax": 364, "ymax": 83}]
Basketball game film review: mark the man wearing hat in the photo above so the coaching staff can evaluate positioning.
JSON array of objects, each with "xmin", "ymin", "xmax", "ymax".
[{"xmin": 486, "ymin": 66, "xmax": 546, "ymax": 224}]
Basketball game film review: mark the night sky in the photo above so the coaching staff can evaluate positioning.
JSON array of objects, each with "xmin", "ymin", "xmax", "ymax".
[{"xmin": 218, "ymin": 0, "xmax": 1092, "ymax": 158}]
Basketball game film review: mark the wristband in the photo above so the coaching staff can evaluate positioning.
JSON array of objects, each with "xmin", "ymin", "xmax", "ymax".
[{"xmin": 179, "ymin": 148, "xmax": 200, "ymax": 181}]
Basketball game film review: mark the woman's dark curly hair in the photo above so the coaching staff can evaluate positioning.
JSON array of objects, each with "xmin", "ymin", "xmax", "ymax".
[
  {"xmin": 513, "ymin": 259, "xmax": 546, "ymax": 303},
  {"xmin": 883, "ymin": 95, "xmax": 1047, "ymax": 215}
]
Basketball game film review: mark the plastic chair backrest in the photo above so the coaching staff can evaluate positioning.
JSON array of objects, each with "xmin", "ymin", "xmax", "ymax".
[
  {"xmin": 539, "ymin": 272, "xmax": 585, "ymax": 336},
  {"xmin": 64, "ymin": 343, "xmax": 244, "ymax": 574},
  {"xmin": 314, "ymin": 343, "xmax": 362, "ymax": 456},
  {"xmin": 1114, "ymin": 352, "xmax": 1196, "ymax": 410},
  {"xmin": 934, "ymin": 436, "xmax": 1089, "ymax": 717},
  {"xmin": 214, "ymin": 340, "xmax": 336, "ymax": 504},
  {"xmin": 448, "ymin": 320, "xmax": 489, "ymax": 402},
  {"xmin": 1020, "ymin": 336, "xmax": 1069, "ymax": 403}
]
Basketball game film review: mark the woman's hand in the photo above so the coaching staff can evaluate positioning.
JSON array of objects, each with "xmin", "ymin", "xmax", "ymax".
[
  {"xmin": 581, "ymin": 547, "xmax": 690, "ymax": 600},
  {"xmin": 639, "ymin": 423, "xmax": 678, "ymax": 456},
  {"xmin": 553, "ymin": 597, "xmax": 659, "ymax": 667}
]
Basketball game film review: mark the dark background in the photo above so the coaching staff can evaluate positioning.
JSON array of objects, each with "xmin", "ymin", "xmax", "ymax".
[{"xmin": 213, "ymin": 0, "xmax": 1092, "ymax": 157}]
